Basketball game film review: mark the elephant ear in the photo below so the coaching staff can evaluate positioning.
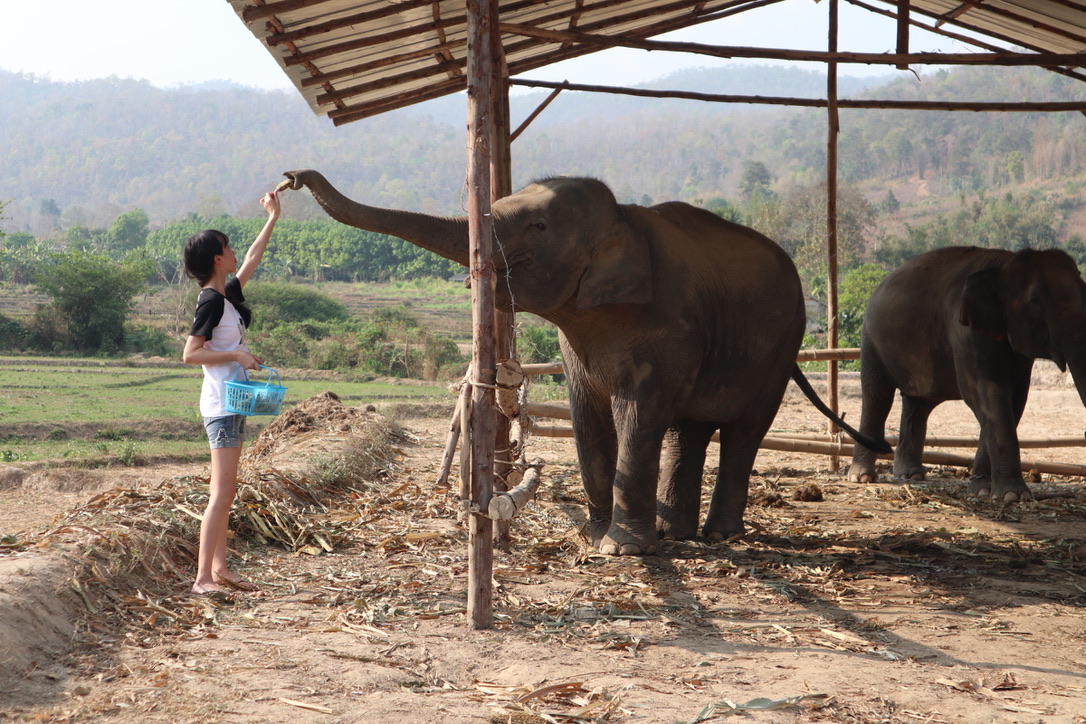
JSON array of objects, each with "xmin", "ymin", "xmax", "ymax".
[
  {"xmin": 959, "ymin": 268, "xmax": 1006, "ymax": 334},
  {"xmin": 575, "ymin": 228, "xmax": 653, "ymax": 309}
]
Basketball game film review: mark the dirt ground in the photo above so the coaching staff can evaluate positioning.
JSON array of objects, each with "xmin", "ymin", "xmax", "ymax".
[{"xmin": 2, "ymin": 367, "xmax": 1086, "ymax": 724}]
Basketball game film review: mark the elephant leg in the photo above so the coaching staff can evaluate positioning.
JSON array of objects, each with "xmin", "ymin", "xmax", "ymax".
[
  {"xmin": 703, "ymin": 420, "xmax": 768, "ymax": 541},
  {"xmin": 566, "ymin": 379, "xmax": 619, "ymax": 549},
  {"xmin": 966, "ymin": 363, "xmax": 1033, "ymax": 502},
  {"xmin": 848, "ymin": 343, "xmax": 895, "ymax": 483},
  {"xmin": 970, "ymin": 432, "xmax": 992, "ymax": 483},
  {"xmin": 597, "ymin": 397, "xmax": 672, "ymax": 556},
  {"xmin": 894, "ymin": 395, "xmax": 937, "ymax": 480},
  {"xmin": 657, "ymin": 422, "xmax": 716, "ymax": 541}
]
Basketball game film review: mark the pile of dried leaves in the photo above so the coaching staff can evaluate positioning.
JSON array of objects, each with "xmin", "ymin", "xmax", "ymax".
[{"xmin": 31, "ymin": 392, "xmax": 418, "ymax": 634}]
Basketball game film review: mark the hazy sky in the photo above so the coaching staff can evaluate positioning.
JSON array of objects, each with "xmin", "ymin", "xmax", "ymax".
[{"xmin": 0, "ymin": 0, "xmax": 980, "ymax": 91}]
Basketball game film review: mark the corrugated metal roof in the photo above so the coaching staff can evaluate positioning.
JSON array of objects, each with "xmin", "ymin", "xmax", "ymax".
[
  {"xmin": 907, "ymin": 0, "xmax": 1086, "ymax": 54},
  {"xmin": 227, "ymin": 0, "xmax": 1086, "ymax": 125}
]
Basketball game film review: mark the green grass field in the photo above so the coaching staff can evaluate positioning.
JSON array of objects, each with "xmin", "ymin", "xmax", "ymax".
[{"xmin": 0, "ymin": 357, "xmax": 454, "ymax": 466}]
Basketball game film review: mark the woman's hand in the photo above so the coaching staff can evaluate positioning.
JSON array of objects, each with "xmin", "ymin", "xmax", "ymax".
[
  {"xmin": 260, "ymin": 191, "xmax": 281, "ymax": 219},
  {"xmin": 236, "ymin": 350, "xmax": 263, "ymax": 370}
]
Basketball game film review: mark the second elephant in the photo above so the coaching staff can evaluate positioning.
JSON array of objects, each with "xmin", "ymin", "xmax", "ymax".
[{"xmin": 848, "ymin": 246, "xmax": 1086, "ymax": 501}]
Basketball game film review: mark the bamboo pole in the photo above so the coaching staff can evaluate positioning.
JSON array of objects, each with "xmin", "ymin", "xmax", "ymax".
[
  {"xmin": 756, "ymin": 436, "xmax": 1086, "ymax": 477},
  {"xmin": 796, "ymin": 348, "xmax": 860, "ymax": 362},
  {"xmin": 508, "ymin": 80, "xmax": 1086, "ymax": 114},
  {"xmin": 526, "ymin": 424, "xmax": 1086, "ymax": 477},
  {"xmin": 529, "ymin": 408, "xmax": 1086, "ymax": 451},
  {"xmin": 519, "ymin": 350, "xmax": 859, "ymax": 378},
  {"xmin": 826, "ymin": 0, "xmax": 841, "ymax": 472},
  {"xmin": 498, "ymin": 21, "xmax": 1086, "ymax": 71},
  {"xmin": 521, "ymin": 362, "xmax": 566, "ymax": 375},
  {"xmin": 767, "ymin": 432, "xmax": 1086, "ymax": 448},
  {"xmin": 435, "ymin": 379, "xmax": 472, "ymax": 490},
  {"xmin": 465, "ymin": 0, "xmax": 496, "ymax": 631},
  {"xmin": 490, "ymin": 7, "xmax": 515, "ymax": 554}
]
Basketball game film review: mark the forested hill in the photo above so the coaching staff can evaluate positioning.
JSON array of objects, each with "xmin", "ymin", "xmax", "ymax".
[{"xmin": 4, "ymin": 63, "xmax": 1086, "ymax": 237}]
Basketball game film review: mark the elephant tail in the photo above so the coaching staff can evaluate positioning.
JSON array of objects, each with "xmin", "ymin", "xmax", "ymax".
[{"xmin": 790, "ymin": 365, "xmax": 893, "ymax": 454}]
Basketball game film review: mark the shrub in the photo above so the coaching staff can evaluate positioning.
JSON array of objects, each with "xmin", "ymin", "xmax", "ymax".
[
  {"xmin": 246, "ymin": 282, "xmax": 350, "ymax": 328},
  {"xmin": 517, "ymin": 323, "xmax": 561, "ymax": 364},
  {"xmin": 839, "ymin": 264, "xmax": 889, "ymax": 351},
  {"xmin": 31, "ymin": 250, "xmax": 152, "ymax": 354},
  {"xmin": 0, "ymin": 313, "xmax": 29, "ymax": 351}
]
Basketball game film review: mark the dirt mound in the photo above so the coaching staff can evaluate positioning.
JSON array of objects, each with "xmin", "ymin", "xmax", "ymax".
[
  {"xmin": 241, "ymin": 391, "xmax": 406, "ymax": 480},
  {"xmin": 0, "ymin": 555, "xmax": 83, "ymax": 707}
]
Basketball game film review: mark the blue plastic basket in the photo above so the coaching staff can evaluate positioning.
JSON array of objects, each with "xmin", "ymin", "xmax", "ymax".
[{"xmin": 224, "ymin": 365, "xmax": 287, "ymax": 416}]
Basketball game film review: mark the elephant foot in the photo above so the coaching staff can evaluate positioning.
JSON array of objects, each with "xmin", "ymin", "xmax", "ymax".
[
  {"xmin": 893, "ymin": 466, "xmax": 926, "ymax": 482},
  {"xmin": 594, "ymin": 522, "xmax": 658, "ymax": 556},
  {"xmin": 847, "ymin": 464, "xmax": 876, "ymax": 484},
  {"xmin": 968, "ymin": 476, "xmax": 1034, "ymax": 503},
  {"xmin": 702, "ymin": 518, "xmax": 744, "ymax": 543},
  {"xmin": 657, "ymin": 518, "xmax": 698, "ymax": 541},
  {"xmin": 588, "ymin": 518, "xmax": 611, "ymax": 549}
]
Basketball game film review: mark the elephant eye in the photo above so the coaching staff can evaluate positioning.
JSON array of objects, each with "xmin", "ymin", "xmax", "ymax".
[{"xmin": 532, "ymin": 220, "xmax": 547, "ymax": 232}]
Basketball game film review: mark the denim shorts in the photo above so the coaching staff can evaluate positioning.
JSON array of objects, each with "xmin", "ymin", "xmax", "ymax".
[{"xmin": 203, "ymin": 415, "xmax": 246, "ymax": 449}]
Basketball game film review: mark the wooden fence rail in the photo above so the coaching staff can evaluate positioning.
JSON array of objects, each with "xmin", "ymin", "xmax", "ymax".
[{"xmin": 518, "ymin": 351, "xmax": 1086, "ymax": 477}]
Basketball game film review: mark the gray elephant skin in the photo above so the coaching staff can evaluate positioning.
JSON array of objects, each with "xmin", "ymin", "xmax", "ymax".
[
  {"xmin": 283, "ymin": 169, "xmax": 885, "ymax": 555},
  {"xmin": 848, "ymin": 246, "xmax": 1086, "ymax": 502}
]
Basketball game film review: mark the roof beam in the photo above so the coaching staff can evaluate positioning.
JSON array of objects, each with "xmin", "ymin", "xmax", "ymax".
[
  {"xmin": 241, "ymin": 0, "xmax": 338, "ymax": 23},
  {"xmin": 510, "ymin": 77, "xmax": 1086, "ymax": 111},
  {"xmin": 500, "ymin": 22, "xmax": 1086, "ymax": 68},
  {"xmin": 300, "ymin": 40, "xmax": 466, "ymax": 87},
  {"xmin": 264, "ymin": 0, "xmax": 435, "ymax": 45},
  {"xmin": 284, "ymin": 15, "xmax": 463, "ymax": 65}
]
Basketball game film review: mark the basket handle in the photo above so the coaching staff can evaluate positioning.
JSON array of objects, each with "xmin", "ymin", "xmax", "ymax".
[{"xmin": 258, "ymin": 364, "xmax": 282, "ymax": 387}]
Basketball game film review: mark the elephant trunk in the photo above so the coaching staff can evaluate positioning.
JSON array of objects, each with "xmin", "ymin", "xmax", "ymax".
[
  {"xmin": 1053, "ymin": 312, "xmax": 1086, "ymax": 410},
  {"xmin": 283, "ymin": 169, "xmax": 471, "ymax": 267}
]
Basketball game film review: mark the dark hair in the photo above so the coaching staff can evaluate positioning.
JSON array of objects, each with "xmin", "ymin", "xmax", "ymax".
[
  {"xmin": 183, "ymin": 230, "xmax": 228, "ymax": 286},
  {"xmin": 183, "ymin": 229, "xmax": 253, "ymax": 326}
]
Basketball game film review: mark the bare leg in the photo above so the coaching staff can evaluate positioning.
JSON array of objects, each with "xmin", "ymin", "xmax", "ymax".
[{"xmin": 192, "ymin": 445, "xmax": 242, "ymax": 594}]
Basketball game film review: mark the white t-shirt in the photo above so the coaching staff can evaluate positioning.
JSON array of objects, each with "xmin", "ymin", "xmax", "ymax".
[{"xmin": 189, "ymin": 278, "xmax": 249, "ymax": 418}]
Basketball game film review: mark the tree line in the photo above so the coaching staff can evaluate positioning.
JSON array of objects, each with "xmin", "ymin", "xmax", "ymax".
[
  {"xmin": 5, "ymin": 64, "xmax": 1086, "ymax": 238},
  {"xmin": 3, "ymin": 168, "xmax": 1081, "ymax": 368}
]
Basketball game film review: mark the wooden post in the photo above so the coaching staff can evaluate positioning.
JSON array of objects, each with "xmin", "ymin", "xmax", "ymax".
[
  {"xmin": 826, "ymin": 0, "xmax": 841, "ymax": 472},
  {"xmin": 896, "ymin": 0, "xmax": 911, "ymax": 70},
  {"xmin": 490, "ymin": 10, "xmax": 516, "ymax": 552},
  {"xmin": 465, "ymin": 0, "xmax": 496, "ymax": 631}
]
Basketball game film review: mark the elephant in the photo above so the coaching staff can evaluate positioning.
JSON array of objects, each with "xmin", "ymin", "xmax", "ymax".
[
  {"xmin": 848, "ymin": 246, "xmax": 1086, "ymax": 502},
  {"xmin": 281, "ymin": 169, "xmax": 888, "ymax": 554}
]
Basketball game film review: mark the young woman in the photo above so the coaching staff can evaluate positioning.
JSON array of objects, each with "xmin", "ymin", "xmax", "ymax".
[{"xmin": 182, "ymin": 191, "xmax": 280, "ymax": 598}]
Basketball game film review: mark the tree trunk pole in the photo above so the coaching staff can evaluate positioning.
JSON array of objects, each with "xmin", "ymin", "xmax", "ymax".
[
  {"xmin": 490, "ymin": 11, "xmax": 516, "ymax": 552},
  {"xmin": 465, "ymin": 0, "xmax": 496, "ymax": 630},
  {"xmin": 826, "ymin": 0, "xmax": 841, "ymax": 473}
]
